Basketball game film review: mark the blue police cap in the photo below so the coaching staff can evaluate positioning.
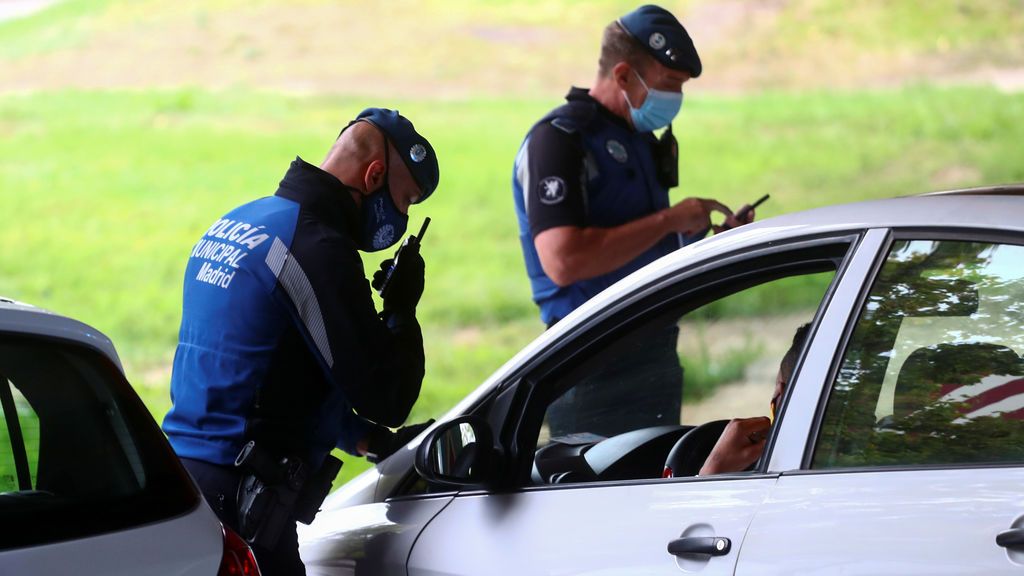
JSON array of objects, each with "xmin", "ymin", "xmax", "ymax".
[
  {"xmin": 618, "ymin": 4, "xmax": 701, "ymax": 78},
  {"xmin": 355, "ymin": 107, "xmax": 439, "ymax": 202}
]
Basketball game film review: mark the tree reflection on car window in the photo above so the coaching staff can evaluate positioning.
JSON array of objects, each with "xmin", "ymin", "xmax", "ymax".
[{"xmin": 815, "ymin": 240, "xmax": 1024, "ymax": 469}]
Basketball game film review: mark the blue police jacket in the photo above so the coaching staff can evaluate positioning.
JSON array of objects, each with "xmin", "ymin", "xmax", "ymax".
[
  {"xmin": 513, "ymin": 88, "xmax": 702, "ymax": 325},
  {"xmin": 163, "ymin": 158, "xmax": 425, "ymax": 469}
]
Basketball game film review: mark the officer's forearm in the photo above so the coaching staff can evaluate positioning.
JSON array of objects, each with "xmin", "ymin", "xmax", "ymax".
[
  {"xmin": 381, "ymin": 310, "xmax": 426, "ymax": 422},
  {"xmin": 534, "ymin": 212, "xmax": 674, "ymax": 286},
  {"xmin": 346, "ymin": 310, "xmax": 425, "ymax": 427}
]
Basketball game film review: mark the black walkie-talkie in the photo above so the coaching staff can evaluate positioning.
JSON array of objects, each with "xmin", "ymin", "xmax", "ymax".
[
  {"xmin": 654, "ymin": 124, "xmax": 679, "ymax": 189},
  {"xmin": 377, "ymin": 217, "xmax": 430, "ymax": 297}
]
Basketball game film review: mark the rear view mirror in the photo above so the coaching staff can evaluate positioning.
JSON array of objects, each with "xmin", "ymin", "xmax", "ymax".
[{"xmin": 414, "ymin": 415, "xmax": 497, "ymax": 488}]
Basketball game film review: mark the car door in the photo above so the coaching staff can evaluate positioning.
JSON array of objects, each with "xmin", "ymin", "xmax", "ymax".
[
  {"xmin": 408, "ymin": 234, "xmax": 866, "ymax": 576},
  {"xmin": 738, "ymin": 232, "xmax": 1024, "ymax": 575}
]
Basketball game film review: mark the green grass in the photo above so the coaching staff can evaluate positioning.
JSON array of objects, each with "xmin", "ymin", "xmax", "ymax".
[
  {"xmin": 3, "ymin": 86, "xmax": 1024, "ymax": 483},
  {"xmin": 763, "ymin": 0, "xmax": 1024, "ymax": 56}
]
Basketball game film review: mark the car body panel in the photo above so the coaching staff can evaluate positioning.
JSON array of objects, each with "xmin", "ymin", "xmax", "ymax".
[
  {"xmin": 0, "ymin": 492, "xmax": 221, "ymax": 575},
  {"xmin": 301, "ymin": 497, "xmax": 454, "ymax": 576},
  {"xmin": 0, "ymin": 299, "xmax": 122, "ymax": 371},
  {"xmin": 408, "ymin": 477, "xmax": 778, "ymax": 576},
  {"xmin": 300, "ymin": 450, "xmax": 457, "ymax": 576},
  {"xmin": 738, "ymin": 468, "xmax": 1024, "ymax": 575}
]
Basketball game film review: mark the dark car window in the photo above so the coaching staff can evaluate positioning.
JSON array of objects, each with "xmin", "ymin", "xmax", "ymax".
[
  {"xmin": 0, "ymin": 383, "xmax": 39, "ymax": 490},
  {"xmin": 527, "ymin": 242, "xmax": 849, "ymax": 486},
  {"xmin": 0, "ymin": 335, "xmax": 199, "ymax": 550},
  {"xmin": 814, "ymin": 240, "xmax": 1024, "ymax": 469}
]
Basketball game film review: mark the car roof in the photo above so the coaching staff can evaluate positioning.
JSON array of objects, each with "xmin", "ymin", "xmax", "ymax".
[
  {"xmin": 442, "ymin": 190, "xmax": 1024, "ymax": 420},
  {"xmin": 0, "ymin": 296, "xmax": 123, "ymax": 370},
  {"xmin": 735, "ymin": 188, "xmax": 1024, "ymax": 236}
]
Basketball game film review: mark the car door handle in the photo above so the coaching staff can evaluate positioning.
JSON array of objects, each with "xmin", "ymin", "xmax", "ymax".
[
  {"xmin": 667, "ymin": 536, "xmax": 731, "ymax": 557},
  {"xmin": 997, "ymin": 528, "xmax": 1024, "ymax": 549}
]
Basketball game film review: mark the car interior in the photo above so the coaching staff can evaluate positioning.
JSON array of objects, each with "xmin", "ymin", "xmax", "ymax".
[{"xmin": 527, "ymin": 263, "xmax": 838, "ymax": 486}]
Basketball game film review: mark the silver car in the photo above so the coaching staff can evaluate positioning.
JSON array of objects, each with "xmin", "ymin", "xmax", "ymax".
[
  {"xmin": 300, "ymin": 187, "xmax": 1024, "ymax": 575},
  {"xmin": 0, "ymin": 298, "xmax": 259, "ymax": 575}
]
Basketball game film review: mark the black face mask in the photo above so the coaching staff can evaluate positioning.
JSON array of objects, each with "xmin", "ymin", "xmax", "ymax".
[{"xmin": 356, "ymin": 132, "xmax": 408, "ymax": 252}]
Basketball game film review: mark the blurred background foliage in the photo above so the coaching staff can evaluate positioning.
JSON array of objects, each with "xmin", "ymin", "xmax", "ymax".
[{"xmin": 1, "ymin": 0, "xmax": 1024, "ymax": 483}]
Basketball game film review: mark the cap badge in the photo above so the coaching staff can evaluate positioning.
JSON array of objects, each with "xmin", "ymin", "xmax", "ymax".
[
  {"xmin": 409, "ymin": 144, "xmax": 427, "ymax": 163},
  {"xmin": 649, "ymin": 32, "xmax": 666, "ymax": 50},
  {"xmin": 606, "ymin": 139, "xmax": 628, "ymax": 164}
]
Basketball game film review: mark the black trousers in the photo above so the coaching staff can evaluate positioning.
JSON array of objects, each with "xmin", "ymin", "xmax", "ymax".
[{"xmin": 181, "ymin": 457, "xmax": 306, "ymax": 576}]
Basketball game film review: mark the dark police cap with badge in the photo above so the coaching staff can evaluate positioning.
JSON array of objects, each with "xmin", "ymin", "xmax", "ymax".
[
  {"xmin": 618, "ymin": 4, "xmax": 701, "ymax": 78},
  {"xmin": 355, "ymin": 107, "xmax": 439, "ymax": 203}
]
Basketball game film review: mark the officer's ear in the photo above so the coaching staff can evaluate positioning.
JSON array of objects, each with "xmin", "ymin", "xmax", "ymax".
[
  {"xmin": 612, "ymin": 61, "xmax": 634, "ymax": 90},
  {"xmin": 363, "ymin": 159, "xmax": 387, "ymax": 194}
]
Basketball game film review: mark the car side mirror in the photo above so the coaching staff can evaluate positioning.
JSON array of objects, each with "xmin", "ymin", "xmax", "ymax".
[{"xmin": 414, "ymin": 415, "xmax": 498, "ymax": 489}]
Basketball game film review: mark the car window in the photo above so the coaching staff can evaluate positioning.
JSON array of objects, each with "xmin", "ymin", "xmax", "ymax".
[
  {"xmin": 529, "ymin": 244, "xmax": 846, "ymax": 486},
  {"xmin": 0, "ymin": 384, "xmax": 40, "ymax": 491},
  {"xmin": 0, "ymin": 336, "xmax": 199, "ymax": 550},
  {"xmin": 813, "ymin": 240, "xmax": 1024, "ymax": 469}
]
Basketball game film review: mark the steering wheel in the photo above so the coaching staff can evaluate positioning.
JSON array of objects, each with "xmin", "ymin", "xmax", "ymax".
[{"xmin": 662, "ymin": 420, "xmax": 729, "ymax": 478}]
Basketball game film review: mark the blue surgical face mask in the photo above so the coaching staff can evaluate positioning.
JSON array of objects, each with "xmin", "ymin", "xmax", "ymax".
[
  {"xmin": 358, "ymin": 140, "xmax": 408, "ymax": 252},
  {"xmin": 623, "ymin": 70, "xmax": 683, "ymax": 133}
]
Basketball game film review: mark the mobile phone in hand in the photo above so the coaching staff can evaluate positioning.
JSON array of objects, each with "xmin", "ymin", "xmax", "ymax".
[{"xmin": 722, "ymin": 194, "xmax": 769, "ymax": 231}]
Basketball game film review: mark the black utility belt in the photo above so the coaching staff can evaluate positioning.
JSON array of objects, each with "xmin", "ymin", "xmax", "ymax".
[{"xmin": 233, "ymin": 441, "xmax": 343, "ymax": 549}]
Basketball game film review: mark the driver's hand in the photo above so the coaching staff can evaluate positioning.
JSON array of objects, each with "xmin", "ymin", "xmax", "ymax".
[{"xmin": 698, "ymin": 417, "xmax": 770, "ymax": 476}]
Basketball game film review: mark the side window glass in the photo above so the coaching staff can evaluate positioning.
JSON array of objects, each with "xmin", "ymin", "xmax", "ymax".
[
  {"xmin": 533, "ymin": 267, "xmax": 836, "ymax": 485},
  {"xmin": 0, "ymin": 379, "xmax": 40, "ymax": 491},
  {"xmin": 814, "ymin": 240, "xmax": 1024, "ymax": 469}
]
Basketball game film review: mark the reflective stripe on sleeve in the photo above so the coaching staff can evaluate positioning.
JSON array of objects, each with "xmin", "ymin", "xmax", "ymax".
[{"xmin": 266, "ymin": 237, "xmax": 334, "ymax": 368}]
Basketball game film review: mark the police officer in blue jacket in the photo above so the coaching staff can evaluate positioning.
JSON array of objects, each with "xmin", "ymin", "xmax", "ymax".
[
  {"xmin": 163, "ymin": 108, "xmax": 436, "ymax": 575},
  {"xmin": 513, "ymin": 5, "xmax": 754, "ymax": 437}
]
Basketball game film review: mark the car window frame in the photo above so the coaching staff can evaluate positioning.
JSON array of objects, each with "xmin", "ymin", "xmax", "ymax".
[
  {"xmin": 798, "ymin": 226, "xmax": 1024, "ymax": 475},
  {"xmin": 501, "ymin": 233, "xmax": 863, "ymax": 492}
]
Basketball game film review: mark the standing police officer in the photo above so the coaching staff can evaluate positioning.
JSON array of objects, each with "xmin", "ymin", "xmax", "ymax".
[
  {"xmin": 163, "ymin": 108, "xmax": 437, "ymax": 575},
  {"xmin": 513, "ymin": 5, "xmax": 754, "ymax": 436}
]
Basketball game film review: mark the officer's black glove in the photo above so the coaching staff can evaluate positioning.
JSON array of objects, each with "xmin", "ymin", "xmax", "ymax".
[
  {"xmin": 365, "ymin": 419, "xmax": 436, "ymax": 464},
  {"xmin": 371, "ymin": 258, "xmax": 393, "ymax": 292},
  {"xmin": 380, "ymin": 242, "xmax": 425, "ymax": 312}
]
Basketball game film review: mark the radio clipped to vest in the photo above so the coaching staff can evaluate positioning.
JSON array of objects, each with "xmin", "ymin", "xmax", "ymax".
[
  {"xmin": 234, "ymin": 440, "xmax": 343, "ymax": 549},
  {"xmin": 654, "ymin": 124, "xmax": 679, "ymax": 189}
]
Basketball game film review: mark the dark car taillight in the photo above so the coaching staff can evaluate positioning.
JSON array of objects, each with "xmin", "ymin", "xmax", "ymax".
[{"xmin": 219, "ymin": 524, "xmax": 260, "ymax": 576}]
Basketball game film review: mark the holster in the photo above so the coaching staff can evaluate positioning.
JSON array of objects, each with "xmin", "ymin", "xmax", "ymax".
[{"xmin": 234, "ymin": 441, "xmax": 343, "ymax": 549}]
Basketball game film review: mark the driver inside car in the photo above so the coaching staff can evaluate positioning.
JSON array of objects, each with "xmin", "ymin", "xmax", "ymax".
[{"xmin": 698, "ymin": 323, "xmax": 811, "ymax": 476}]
